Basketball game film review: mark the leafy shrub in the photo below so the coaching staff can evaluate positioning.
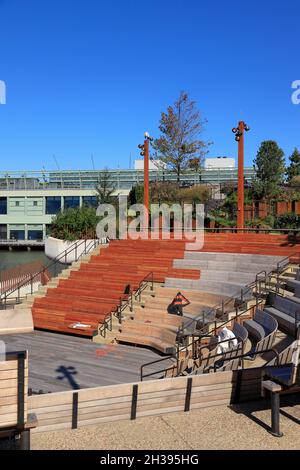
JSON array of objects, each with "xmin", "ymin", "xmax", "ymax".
[
  {"xmin": 49, "ymin": 206, "xmax": 100, "ymax": 241},
  {"xmin": 177, "ymin": 185, "xmax": 210, "ymax": 204},
  {"xmin": 274, "ymin": 213, "xmax": 300, "ymax": 230}
]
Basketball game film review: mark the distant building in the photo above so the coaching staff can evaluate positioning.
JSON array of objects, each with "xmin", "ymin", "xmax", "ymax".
[
  {"xmin": 134, "ymin": 159, "xmax": 167, "ymax": 170},
  {"xmin": 204, "ymin": 157, "xmax": 235, "ymax": 169},
  {"xmin": 0, "ymin": 166, "xmax": 255, "ymax": 241}
]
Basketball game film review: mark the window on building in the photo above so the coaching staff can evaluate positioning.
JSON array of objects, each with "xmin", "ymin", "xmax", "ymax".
[
  {"xmin": 64, "ymin": 196, "xmax": 80, "ymax": 210},
  {"xmin": 33, "ymin": 201, "xmax": 38, "ymax": 207},
  {"xmin": 15, "ymin": 201, "xmax": 20, "ymax": 207},
  {"xmin": 82, "ymin": 196, "xmax": 98, "ymax": 208},
  {"xmin": 28, "ymin": 230, "xmax": 43, "ymax": 241},
  {"xmin": 46, "ymin": 196, "xmax": 61, "ymax": 215},
  {"xmin": 10, "ymin": 230, "xmax": 25, "ymax": 241},
  {"xmin": 0, "ymin": 224, "xmax": 7, "ymax": 240},
  {"xmin": 0, "ymin": 197, "xmax": 7, "ymax": 215}
]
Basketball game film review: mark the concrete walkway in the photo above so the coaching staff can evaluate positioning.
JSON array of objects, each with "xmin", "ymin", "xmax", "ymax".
[{"xmin": 30, "ymin": 396, "xmax": 300, "ymax": 450}]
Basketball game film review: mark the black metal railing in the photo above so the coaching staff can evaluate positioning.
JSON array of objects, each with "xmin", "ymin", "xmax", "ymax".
[
  {"xmin": 208, "ymin": 347, "xmax": 281, "ymax": 373},
  {"xmin": 140, "ymin": 301, "xmax": 262, "ymax": 381},
  {"xmin": 98, "ymin": 272, "xmax": 154, "ymax": 338},
  {"xmin": 0, "ymin": 238, "xmax": 101, "ymax": 309},
  {"xmin": 140, "ymin": 251, "xmax": 300, "ymax": 380},
  {"xmin": 178, "ymin": 250, "xmax": 300, "ymax": 340}
]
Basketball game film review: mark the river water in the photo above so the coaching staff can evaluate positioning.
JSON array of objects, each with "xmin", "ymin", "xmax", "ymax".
[{"xmin": 0, "ymin": 249, "xmax": 51, "ymax": 272}]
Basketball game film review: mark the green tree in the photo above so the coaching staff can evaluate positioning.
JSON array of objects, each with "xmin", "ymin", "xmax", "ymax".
[
  {"xmin": 286, "ymin": 148, "xmax": 300, "ymax": 182},
  {"xmin": 252, "ymin": 141, "xmax": 285, "ymax": 199},
  {"xmin": 152, "ymin": 91, "xmax": 210, "ymax": 182},
  {"xmin": 49, "ymin": 206, "xmax": 100, "ymax": 241},
  {"xmin": 95, "ymin": 169, "xmax": 117, "ymax": 205},
  {"xmin": 128, "ymin": 184, "xmax": 144, "ymax": 205}
]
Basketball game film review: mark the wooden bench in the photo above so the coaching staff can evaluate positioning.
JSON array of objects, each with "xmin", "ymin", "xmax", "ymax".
[
  {"xmin": 164, "ymin": 351, "xmax": 190, "ymax": 378},
  {"xmin": 0, "ymin": 350, "xmax": 37, "ymax": 450},
  {"xmin": 261, "ymin": 331, "xmax": 300, "ymax": 437},
  {"xmin": 264, "ymin": 293, "xmax": 300, "ymax": 336},
  {"xmin": 266, "ymin": 339, "xmax": 298, "ymax": 367},
  {"xmin": 217, "ymin": 357, "xmax": 241, "ymax": 372},
  {"xmin": 116, "ymin": 322, "xmax": 177, "ymax": 355},
  {"xmin": 244, "ymin": 309, "xmax": 278, "ymax": 355},
  {"xmin": 191, "ymin": 322, "xmax": 248, "ymax": 374},
  {"xmin": 131, "ymin": 310, "xmax": 183, "ymax": 332}
]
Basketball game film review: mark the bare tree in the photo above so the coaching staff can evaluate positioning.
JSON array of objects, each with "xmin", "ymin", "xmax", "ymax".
[
  {"xmin": 152, "ymin": 91, "xmax": 210, "ymax": 182},
  {"xmin": 95, "ymin": 169, "xmax": 116, "ymax": 205}
]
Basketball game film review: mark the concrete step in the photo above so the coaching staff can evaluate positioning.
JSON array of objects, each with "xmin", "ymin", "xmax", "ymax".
[
  {"xmin": 173, "ymin": 258, "xmax": 278, "ymax": 273},
  {"xmin": 194, "ymin": 270, "xmax": 254, "ymax": 283},
  {"xmin": 184, "ymin": 252, "xmax": 283, "ymax": 264},
  {"xmin": 165, "ymin": 277, "xmax": 248, "ymax": 297}
]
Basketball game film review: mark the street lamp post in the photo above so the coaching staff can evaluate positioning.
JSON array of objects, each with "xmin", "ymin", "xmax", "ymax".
[
  {"xmin": 232, "ymin": 122, "xmax": 250, "ymax": 230},
  {"xmin": 138, "ymin": 132, "xmax": 153, "ymax": 216}
]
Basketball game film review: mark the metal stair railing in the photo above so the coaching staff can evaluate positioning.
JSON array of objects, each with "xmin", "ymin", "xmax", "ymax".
[
  {"xmin": 0, "ymin": 238, "xmax": 101, "ymax": 309},
  {"xmin": 140, "ymin": 252, "xmax": 300, "ymax": 380},
  {"xmin": 97, "ymin": 272, "xmax": 154, "ymax": 338},
  {"xmin": 177, "ymin": 251, "xmax": 300, "ymax": 340},
  {"xmin": 140, "ymin": 301, "xmax": 262, "ymax": 381}
]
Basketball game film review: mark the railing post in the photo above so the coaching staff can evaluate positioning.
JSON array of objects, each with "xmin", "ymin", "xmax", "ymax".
[
  {"xmin": 17, "ymin": 352, "xmax": 25, "ymax": 430},
  {"xmin": 130, "ymin": 292, "xmax": 133, "ymax": 312},
  {"xmin": 118, "ymin": 299, "xmax": 122, "ymax": 324},
  {"xmin": 30, "ymin": 274, "xmax": 33, "ymax": 295},
  {"xmin": 270, "ymin": 392, "xmax": 283, "ymax": 437}
]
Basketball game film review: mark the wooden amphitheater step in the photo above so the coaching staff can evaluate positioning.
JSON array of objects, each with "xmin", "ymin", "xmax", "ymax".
[{"xmin": 31, "ymin": 238, "xmax": 201, "ymax": 338}]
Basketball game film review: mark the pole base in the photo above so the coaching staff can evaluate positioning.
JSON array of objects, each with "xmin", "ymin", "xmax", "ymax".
[{"xmin": 269, "ymin": 430, "xmax": 283, "ymax": 438}]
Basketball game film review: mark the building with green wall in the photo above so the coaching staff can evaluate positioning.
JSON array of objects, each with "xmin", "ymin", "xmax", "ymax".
[{"xmin": 0, "ymin": 167, "xmax": 255, "ymax": 240}]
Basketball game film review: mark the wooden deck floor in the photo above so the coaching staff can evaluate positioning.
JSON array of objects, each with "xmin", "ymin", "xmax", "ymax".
[{"xmin": 1, "ymin": 331, "xmax": 165, "ymax": 393}]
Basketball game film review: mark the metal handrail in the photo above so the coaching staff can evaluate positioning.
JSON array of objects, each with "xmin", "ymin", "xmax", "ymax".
[
  {"xmin": 99, "ymin": 272, "xmax": 155, "ymax": 337},
  {"xmin": 208, "ymin": 348, "xmax": 281, "ymax": 374},
  {"xmin": 141, "ymin": 336, "xmax": 246, "ymax": 381},
  {"xmin": 0, "ymin": 238, "xmax": 101, "ymax": 309},
  {"xmin": 139, "ymin": 251, "xmax": 300, "ymax": 380},
  {"xmin": 140, "ymin": 300, "xmax": 263, "ymax": 381},
  {"xmin": 178, "ymin": 251, "xmax": 300, "ymax": 337}
]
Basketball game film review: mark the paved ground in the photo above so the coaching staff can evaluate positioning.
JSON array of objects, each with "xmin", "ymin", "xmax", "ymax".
[
  {"xmin": 2, "ymin": 331, "xmax": 164, "ymax": 392},
  {"xmin": 29, "ymin": 396, "xmax": 300, "ymax": 450}
]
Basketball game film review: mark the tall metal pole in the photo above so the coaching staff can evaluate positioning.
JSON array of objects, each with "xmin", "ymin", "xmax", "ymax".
[
  {"xmin": 144, "ymin": 137, "xmax": 149, "ymax": 214},
  {"xmin": 237, "ymin": 121, "xmax": 245, "ymax": 230}
]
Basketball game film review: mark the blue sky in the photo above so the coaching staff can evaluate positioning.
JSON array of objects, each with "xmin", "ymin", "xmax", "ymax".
[{"xmin": 0, "ymin": 0, "xmax": 299, "ymax": 171}]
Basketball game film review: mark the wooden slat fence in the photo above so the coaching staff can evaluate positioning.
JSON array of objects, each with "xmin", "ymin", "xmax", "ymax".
[{"xmin": 28, "ymin": 368, "xmax": 263, "ymax": 434}]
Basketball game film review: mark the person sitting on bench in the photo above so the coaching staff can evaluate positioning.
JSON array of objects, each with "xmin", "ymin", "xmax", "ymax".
[
  {"xmin": 216, "ymin": 327, "xmax": 238, "ymax": 354},
  {"xmin": 167, "ymin": 292, "xmax": 190, "ymax": 316}
]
